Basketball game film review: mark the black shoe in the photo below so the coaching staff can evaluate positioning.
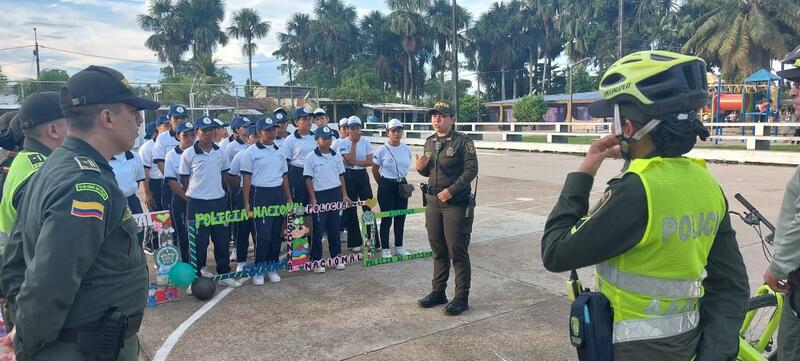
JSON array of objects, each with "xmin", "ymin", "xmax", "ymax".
[
  {"xmin": 418, "ymin": 291, "xmax": 448, "ymax": 308},
  {"xmin": 443, "ymin": 298, "xmax": 469, "ymax": 316}
]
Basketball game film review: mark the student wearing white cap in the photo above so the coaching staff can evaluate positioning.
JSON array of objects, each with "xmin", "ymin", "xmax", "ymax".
[
  {"xmin": 283, "ymin": 107, "xmax": 316, "ymax": 206},
  {"xmin": 164, "ymin": 121, "xmax": 196, "ymax": 264},
  {"xmin": 312, "ymin": 108, "xmax": 339, "ymax": 138},
  {"xmin": 140, "ymin": 114, "xmax": 172, "ymax": 252},
  {"xmin": 109, "ymin": 149, "xmax": 146, "ymax": 244},
  {"xmin": 372, "ymin": 119, "xmax": 413, "ymax": 258},
  {"xmin": 180, "ymin": 116, "xmax": 239, "ymax": 288},
  {"xmin": 303, "ymin": 126, "xmax": 350, "ymax": 273},
  {"xmin": 240, "ymin": 117, "xmax": 292, "ymax": 285},
  {"xmin": 340, "ymin": 115, "xmax": 374, "ymax": 252}
]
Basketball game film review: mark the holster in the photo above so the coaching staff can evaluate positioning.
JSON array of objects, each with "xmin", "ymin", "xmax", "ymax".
[
  {"xmin": 420, "ymin": 183, "xmax": 429, "ymax": 207},
  {"xmin": 76, "ymin": 309, "xmax": 127, "ymax": 361}
]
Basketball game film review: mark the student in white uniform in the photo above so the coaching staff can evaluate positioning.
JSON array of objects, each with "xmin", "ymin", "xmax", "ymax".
[
  {"xmin": 311, "ymin": 108, "xmax": 339, "ymax": 138},
  {"xmin": 371, "ymin": 119, "xmax": 413, "ymax": 258},
  {"xmin": 163, "ymin": 121, "xmax": 196, "ymax": 264},
  {"xmin": 227, "ymin": 123, "xmax": 257, "ymax": 272},
  {"xmin": 340, "ymin": 115, "xmax": 374, "ymax": 252},
  {"xmin": 109, "ymin": 149, "xmax": 146, "ymax": 244},
  {"xmin": 283, "ymin": 107, "xmax": 316, "ymax": 206},
  {"xmin": 225, "ymin": 116, "xmax": 251, "ymax": 162},
  {"xmin": 154, "ymin": 105, "xmax": 189, "ymax": 231},
  {"xmin": 214, "ymin": 119, "xmax": 229, "ymax": 148},
  {"xmin": 179, "ymin": 116, "xmax": 239, "ymax": 288},
  {"xmin": 303, "ymin": 126, "xmax": 350, "ymax": 273},
  {"xmin": 240, "ymin": 117, "xmax": 292, "ymax": 285},
  {"xmin": 273, "ymin": 108, "xmax": 290, "ymax": 147},
  {"xmin": 139, "ymin": 114, "xmax": 171, "ymax": 252}
]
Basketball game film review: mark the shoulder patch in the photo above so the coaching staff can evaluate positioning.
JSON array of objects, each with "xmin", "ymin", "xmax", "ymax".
[
  {"xmin": 465, "ymin": 140, "xmax": 475, "ymax": 154},
  {"xmin": 75, "ymin": 182, "xmax": 109, "ymax": 201},
  {"xmin": 74, "ymin": 156, "xmax": 100, "ymax": 172},
  {"xmin": 26, "ymin": 153, "xmax": 46, "ymax": 168},
  {"xmin": 71, "ymin": 200, "xmax": 105, "ymax": 220}
]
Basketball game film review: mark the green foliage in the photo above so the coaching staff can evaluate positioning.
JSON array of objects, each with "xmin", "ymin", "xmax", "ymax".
[
  {"xmin": 513, "ymin": 94, "xmax": 548, "ymax": 122},
  {"xmin": 571, "ymin": 68, "xmax": 596, "ymax": 93},
  {"xmin": 13, "ymin": 69, "xmax": 69, "ymax": 102},
  {"xmin": 458, "ymin": 94, "xmax": 482, "ymax": 122},
  {"xmin": 328, "ymin": 62, "xmax": 399, "ymax": 103},
  {"xmin": 0, "ymin": 67, "xmax": 7, "ymax": 89}
]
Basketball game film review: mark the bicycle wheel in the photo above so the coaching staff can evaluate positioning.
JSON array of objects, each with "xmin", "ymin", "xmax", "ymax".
[{"xmin": 742, "ymin": 293, "xmax": 780, "ymax": 361}]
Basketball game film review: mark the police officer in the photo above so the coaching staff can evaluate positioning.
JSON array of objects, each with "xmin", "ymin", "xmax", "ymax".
[
  {"xmin": 0, "ymin": 65, "xmax": 156, "ymax": 360},
  {"xmin": 180, "ymin": 116, "xmax": 239, "ymax": 288},
  {"xmin": 416, "ymin": 100, "xmax": 477, "ymax": 316},
  {"xmin": 283, "ymin": 107, "xmax": 316, "ymax": 206},
  {"xmin": 164, "ymin": 121, "xmax": 196, "ymax": 264},
  {"xmin": 340, "ymin": 115, "xmax": 374, "ymax": 252},
  {"xmin": 0, "ymin": 92, "xmax": 68, "ymax": 246},
  {"xmin": 240, "ymin": 117, "xmax": 292, "ymax": 285},
  {"xmin": 540, "ymin": 51, "xmax": 748, "ymax": 359}
]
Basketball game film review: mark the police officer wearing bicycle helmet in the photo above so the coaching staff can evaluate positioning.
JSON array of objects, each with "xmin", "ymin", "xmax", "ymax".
[{"xmin": 541, "ymin": 51, "xmax": 748, "ymax": 360}]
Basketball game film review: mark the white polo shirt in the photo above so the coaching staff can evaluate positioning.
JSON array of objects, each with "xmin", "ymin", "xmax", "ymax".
[
  {"xmin": 154, "ymin": 129, "xmax": 180, "ymax": 164},
  {"xmin": 302, "ymin": 148, "xmax": 345, "ymax": 192},
  {"xmin": 282, "ymin": 130, "xmax": 316, "ymax": 168},
  {"xmin": 275, "ymin": 137, "xmax": 286, "ymax": 148},
  {"xmin": 339, "ymin": 137, "xmax": 373, "ymax": 170},
  {"xmin": 225, "ymin": 137, "xmax": 248, "ymax": 163},
  {"xmin": 138, "ymin": 138, "xmax": 163, "ymax": 179},
  {"xmin": 110, "ymin": 150, "xmax": 146, "ymax": 197},
  {"xmin": 163, "ymin": 145, "xmax": 185, "ymax": 182},
  {"xmin": 179, "ymin": 142, "xmax": 230, "ymax": 200},
  {"xmin": 373, "ymin": 142, "xmax": 412, "ymax": 180},
  {"xmin": 239, "ymin": 142, "xmax": 288, "ymax": 188}
]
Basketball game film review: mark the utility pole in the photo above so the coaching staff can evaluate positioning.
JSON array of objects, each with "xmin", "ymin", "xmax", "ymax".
[
  {"xmin": 33, "ymin": 27, "xmax": 40, "ymax": 78},
  {"xmin": 452, "ymin": 0, "xmax": 459, "ymax": 119},
  {"xmin": 288, "ymin": 59, "xmax": 294, "ymax": 108},
  {"xmin": 618, "ymin": 0, "xmax": 623, "ymax": 57}
]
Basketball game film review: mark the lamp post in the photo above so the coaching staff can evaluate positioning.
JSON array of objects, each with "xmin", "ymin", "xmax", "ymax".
[
  {"xmin": 452, "ymin": 0, "xmax": 459, "ymax": 120},
  {"xmin": 567, "ymin": 57, "xmax": 590, "ymax": 123}
]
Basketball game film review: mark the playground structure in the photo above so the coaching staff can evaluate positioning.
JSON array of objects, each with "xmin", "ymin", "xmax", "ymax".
[{"xmin": 705, "ymin": 69, "xmax": 784, "ymax": 143}]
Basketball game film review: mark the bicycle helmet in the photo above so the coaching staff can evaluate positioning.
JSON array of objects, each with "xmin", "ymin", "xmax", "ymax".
[{"xmin": 589, "ymin": 50, "xmax": 708, "ymax": 151}]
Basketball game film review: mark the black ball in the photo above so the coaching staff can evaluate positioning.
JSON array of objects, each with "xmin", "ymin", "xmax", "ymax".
[{"xmin": 191, "ymin": 277, "xmax": 216, "ymax": 301}]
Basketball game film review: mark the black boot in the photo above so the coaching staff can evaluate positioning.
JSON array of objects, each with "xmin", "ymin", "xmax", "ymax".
[
  {"xmin": 443, "ymin": 298, "xmax": 469, "ymax": 316},
  {"xmin": 418, "ymin": 291, "xmax": 448, "ymax": 308}
]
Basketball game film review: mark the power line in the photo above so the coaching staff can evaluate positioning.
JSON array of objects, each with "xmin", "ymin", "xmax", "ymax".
[
  {"xmin": 39, "ymin": 45, "xmax": 164, "ymax": 65},
  {"xmin": 0, "ymin": 45, "xmax": 35, "ymax": 51}
]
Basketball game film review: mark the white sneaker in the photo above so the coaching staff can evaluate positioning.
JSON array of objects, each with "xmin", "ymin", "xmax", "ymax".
[
  {"xmin": 200, "ymin": 267, "xmax": 214, "ymax": 278},
  {"xmin": 236, "ymin": 263, "xmax": 246, "ymax": 272},
  {"xmin": 253, "ymin": 274, "xmax": 265, "ymax": 286},
  {"xmin": 186, "ymin": 285, "xmax": 193, "ymax": 296},
  {"xmin": 278, "ymin": 253, "xmax": 288, "ymax": 264},
  {"xmin": 352, "ymin": 247, "xmax": 362, "ymax": 252},
  {"xmin": 382, "ymin": 249, "xmax": 392, "ymax": 258},
  {"xmin": 267, "ymin": 271, "xmax": 281, "ymax": 283},
  {"xmin": 314, "ymin": 267, "xmax": 326, "ymax": 273},
  {"xmin": 218, "ymin": 278, "xmax": 241, "ymax": 288},
  {"xmin": 395, "ymin": 247, "xmax": 411, "ymax": 256},
  {"xmin": 336, "ymin": 263, "xmax": 346, "ymax": 270}
]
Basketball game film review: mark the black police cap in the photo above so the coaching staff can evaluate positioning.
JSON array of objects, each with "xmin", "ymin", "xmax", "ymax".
[
  {"xmin": 19, "ymin": 91, "xmax": 64, "ymax": 129},
  {"xmin": 60, "ymin": 65, "xmax": 160, "ymax": 111}
]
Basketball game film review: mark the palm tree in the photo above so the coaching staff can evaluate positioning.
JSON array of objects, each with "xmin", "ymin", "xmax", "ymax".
[
  {"xmin": 361, "ymin": 11, "xmax": 404, "ymax": 95},
  {"xmin": 387, "ymin": 0, "xmax": 431, "ymax": 102},
  {"xmin": 556, "ymin": 0, "xmax": 596, "ymax": 62},
  {"xmin": 138, "ymin": 0, "xmax": 189, "ymax": 77},
  {"xmin": 312, "ymin": 0, "xmax": 359, "ymax": 77},
  {"xmin": 227, "ymin": 8, "xmax": 271, "ymax": 85},
  {"xmin": 274, "ymin": 13, "xmax": 316, "ymax": 70},
  {"xmin": 178, "ymin": 0, "xmax": 229, "ymax": 57},
  {"xmin": 523, "ymin": 0, "xmax": 560, "ymax": 93},
  {"xmin": 683, "ymin": 0, "xmax": 800, "ymax": 80},
  {"xmin": 427, "ymin": 0, "xmax": 472, "ymax": 100}
]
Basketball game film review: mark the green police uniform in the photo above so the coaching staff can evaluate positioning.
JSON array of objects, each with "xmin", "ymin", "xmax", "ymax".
[
  {"xmin": 1, "ymin": 136, "xmax": 148, "ymax": 360},
  {"xmin": 418, "ymin": 105, "xmax": 478, "ymax": 304},
  {"xmin": 541, "ymin": 158, "xmax": 749, "ymax": 360}
]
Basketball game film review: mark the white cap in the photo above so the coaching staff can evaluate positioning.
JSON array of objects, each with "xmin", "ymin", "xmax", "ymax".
[
  {"xmin": 314, "ymin": 107, "xmax": 326, "ymax": 116},
  {"xmin": 339, "ymin": 117, "xmax": 349, "ymax": 127},
  {"xmin": 386, "ymin": 119, "xmax": 403, "ymax": 130},
  {"xmin": 347, "ymin": 115, "xmax": 362, "ymax": 126}
]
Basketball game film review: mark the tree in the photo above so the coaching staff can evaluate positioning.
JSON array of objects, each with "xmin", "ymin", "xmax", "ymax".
[
  {"xmin": 360, "ymin": 11, "xmax": 404, "ymax": 96},
  {"xmin": 513, "ymin": 94, "xmax": 548, "ymax": 122},
  {"xmin": 427, "ymin": 0, "xmax": 471, "ymax": 100},
  {"xmin": 459, "ymin": 94, "xmax": 482, "ymax": 121},
  {"xmin": 312, "ymin": 0, "xmax": 359, "ymax": 77},
  {"xmin": 178, "ymin": 0, "xmax": 229, "ymax": 57},
  {"xmin": 227, "ymin": 8, "xmax": 270, "ymax": 85},
  {"xmin": 328, "ymin": 62, "xmax": 399, "ymax": 103},
  {"xmin": 0, "ymin": 67, "xmax": 7, "ymax": 89},
  {"xmin": 13, "ymin": 69, "xmax": 69, "ymax": 102},
  {"xmin": 683, "ymin": 0, "xmax": 800, "ymax": 80},
  {"xmin": 273, "ymin": 12, "xmax": 315, "ymax": 86},
  {"xmin": 138, "ymin": 0, "xmax": 189, "ymax": 76},
  {"xmin": 387, "ymin": 0, "xmax": 431, "ymax": 102}
]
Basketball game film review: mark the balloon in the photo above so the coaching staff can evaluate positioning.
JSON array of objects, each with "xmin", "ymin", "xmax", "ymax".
[
  {"xmin": 169, "ymin": 262, "xmax": 196, "ymax": 287},
  {"xmin": 191, "ymin": 277, "xmax": 216, "ymax": 301}
]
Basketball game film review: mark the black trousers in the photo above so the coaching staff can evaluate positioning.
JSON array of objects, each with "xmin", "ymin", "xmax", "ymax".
[
  {"xmin": 187, "ymin": 197, "xmax": 231, "ymax": 275},
  {"xmin": 170, "ymin": 193, "xmax": 189, "ymax": 264},
  {"xmin": 127, "ymin": 195, "xmax": 144, "ymax": 244},
  {"xmin": 425, "ymin": 193, "xmax": 473, "ymax": 300},
  {"xmin": 288, "ymin": 165, "xmax": 310, "ymax": 205},
  {"xmin": 232, "ymin": 188, "xmax": 253, "ymax": 262},
  {"xmin": 343, "ymin": 169, "xmax": 373, "ymax": 248},
  {"xmin": 377, "ymin": 177, "xmax": 408, "ymax": 249},
  {"xmin": 148, "ymin": 178, "xmax": 164, "ymax": 250},
  {"xmin": 251, "ymin": 186, "xmax": 285, "ymax": 264},
  {"xmin": 311, "ymin": 188, "xmax": 342, "ymax": 261}
]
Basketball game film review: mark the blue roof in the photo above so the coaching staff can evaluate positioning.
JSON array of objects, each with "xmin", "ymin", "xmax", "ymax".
[{"xmin": 744, "ymin": 69, "xmax": 781, "ymax": 83}]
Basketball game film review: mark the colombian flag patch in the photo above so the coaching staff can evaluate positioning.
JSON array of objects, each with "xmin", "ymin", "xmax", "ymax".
[{"xmin": 71, "ymin": 200, "xmax": 104, "ymax": 220}]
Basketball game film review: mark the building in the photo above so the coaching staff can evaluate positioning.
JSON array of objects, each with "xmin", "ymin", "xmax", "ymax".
[{"xmin": 483, "ymin": 91, "xmax": 602, "ymax": 123}]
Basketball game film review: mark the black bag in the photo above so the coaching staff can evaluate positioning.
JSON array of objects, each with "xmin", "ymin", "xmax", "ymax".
[
  {"xmin": 569, "ymin": 292, "xmax": 614, "ymax": 361},
  {"xmin": 386, "ymin": 146, "xmax": 414, "ymax": 198}
]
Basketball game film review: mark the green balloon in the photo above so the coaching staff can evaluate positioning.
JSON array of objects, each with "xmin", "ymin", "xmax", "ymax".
[{"xmin": 169, "ymin": 262, "xmax": 196, "ymax": 287}]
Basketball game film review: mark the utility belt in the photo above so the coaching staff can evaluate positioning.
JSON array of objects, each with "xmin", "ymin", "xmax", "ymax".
[
  {"xmin": 379, "ymin": 176, "xmax": 405, "ymax": 184},
  {"xmin": 57, "ymin": 309, "xmax": 143, "ymax": 360},
  {"xmin": 420, "ymin": 183, "xmax": 475, "ymax": 217}
]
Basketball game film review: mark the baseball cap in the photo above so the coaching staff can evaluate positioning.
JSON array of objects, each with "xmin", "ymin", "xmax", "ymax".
[
  {"xmin": 231, "ymin": 116, "xmax": 252, "ymax": 129},
  {"xmin": 428, "ymin": 100, "xmax": 455, "ymax": 116},
  {"xmin": 293, "ymin": 107, "xmax": 312, "ymax": 120},
  {"xmin": 144, "ymin": 122, "xmax": 157, "ymax": 139},
  {"xmin": 155, "ymin": 114, "xmax": 170, "ymax": 125},
  {"xmin": 313, "ymin": 108, "xmax": 326, "ymax": 116},
  {"xmin": 347, "ymin": 115, "xmax": 362, "ymax": 127},
  {"xmin": 19, "ymin": 91, "xmax": 64, "ymax": 129},
  {"xmin": 386, "ymin": 119, "xmax": 403, "ymax": 131},
  {"xmin": 272, "ymin": 107, "xmax": 288, "ymax": 121},
  {"xmin": 256, "ymin": 117, "xmax": 278, "ymax": 131},
  {"xmin": 246, "ymin": 124, "xmax": 257, "ymax": 136},
  {"xmin": 314, "ymin": 126, "xmax": 335, "ymax": 139},
  {"xmin": 193, "ymin": 116, "xmax": 220, "ymax": 130},
  {"xmin": 60, "ymin": 65, "xmax": 160, "ymax": 111},
  {"xmin": 175, "ymin": 121, "xmax": 196, "ymax": 134},
  {"xmin": 168, "ymin": 104, "xmax": 189, "ymax": 118},
  {"xmin": 338, "ymin": 117, "xmax": 349, "ymax": 128}
]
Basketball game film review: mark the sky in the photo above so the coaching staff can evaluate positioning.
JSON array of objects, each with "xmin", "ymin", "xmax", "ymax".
[{"xmin": 0, "ymin": 0, "xmax": 498, "ymax": 87}]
